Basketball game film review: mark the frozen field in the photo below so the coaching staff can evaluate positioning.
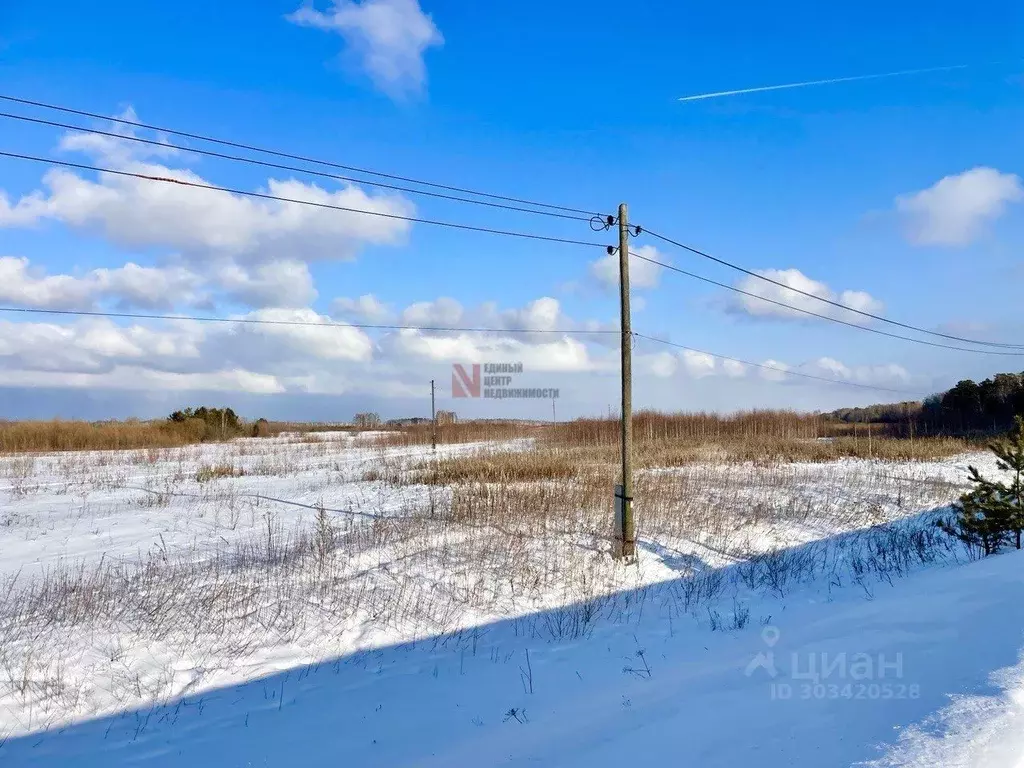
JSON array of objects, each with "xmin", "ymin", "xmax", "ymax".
[
  {"xmin": 0, "ymin": 432, "xmax": 518, "ymax": 578},
  {"xmin": 0, "ymin": 432, "xmax": 1020, "ymax": 766}
]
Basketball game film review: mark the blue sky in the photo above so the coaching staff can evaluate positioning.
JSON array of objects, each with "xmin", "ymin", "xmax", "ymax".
[{"xmin": 0, "ymin": 0, "xmax": 1021, "ymax": 420}]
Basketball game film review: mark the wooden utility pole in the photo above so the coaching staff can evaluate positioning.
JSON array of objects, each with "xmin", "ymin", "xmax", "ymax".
[
  {"xmin": 616, "ymin": 202, "xmax": 635, "ymax": 560},
  {"xmin": 431, "ymin": 379, "xmax": 437, "ymax": 452}
]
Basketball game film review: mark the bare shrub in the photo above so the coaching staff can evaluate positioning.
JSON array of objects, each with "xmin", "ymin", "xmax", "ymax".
[
  {"xmin": 313, "ymin": 505, "xmax": 336, "ymax": 570},
  {"xmin": 195, "ymin": 464, "xmax": 245, "ymax": 483}
]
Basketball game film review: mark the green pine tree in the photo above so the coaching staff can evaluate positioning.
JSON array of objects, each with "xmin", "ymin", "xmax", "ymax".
[
  {"xmin": 989, "ymin": 415, "xmax": 1024, "ymax": 549},
  {"xmin": 939, "ymin": 415, "xmax": 1024, "ymax": 554}
]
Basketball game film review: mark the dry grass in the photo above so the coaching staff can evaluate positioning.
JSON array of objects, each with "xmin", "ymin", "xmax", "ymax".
[
  {"xmin": 0, "ymin": 422, "xmax": 975, "ymax": 729},
  {"xmin": 374, "ymin": 411, "xmax": 972, "ymax": 464},
  {"xmin": 0, "ymin": 419, "xmax": 225, "ymax": 454},
  {"xmin": 194, "ymin": 463, "xmax": 246, "ymax": 483},
  {"xmin": 0, "ymin": 409, "xmax": 977, "ymax": 731},
  {"xmin": 553, "ymin": 410, "xmax": 835, "ymax": 444},
  {"xmin": 375, "ymin": 420, "xmax": 538, "ymax": 446},
  {"xmin": 0, "ymin": 410, "xmax": 973, "ymax": 459},
  {"xmin": 377, "ymin": 410, "xmax": 857, "ymax": 448},
  {"xmin": 375, "ymin": 434, "xmax": 970, "ymax": 490},
  {"xmin": 409, "ymin": 448, "xmax": 593, "ymax": 485},
  {"xmin": 631, "ymin": 435, "xmax": 969, "ymax": 465},
  {"xmin": 0, "ymin": 417, "xmax": 366, "ymax": 455},
  {"xmin": 547, "ymin": 411, "xmax": 971, "ymax": 457},
  {"xmin": 0, "ymin": 455, "xmax": 966, "ymax": 728}
]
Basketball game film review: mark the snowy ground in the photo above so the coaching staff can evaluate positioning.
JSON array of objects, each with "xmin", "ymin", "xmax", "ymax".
[
  {"xmin": 0, "ymin": 432, "xmax": 523, "ymax": 578},
  {"xmin": 0, "ymin": 434, "xmax": 1020, "ymax": 766}
]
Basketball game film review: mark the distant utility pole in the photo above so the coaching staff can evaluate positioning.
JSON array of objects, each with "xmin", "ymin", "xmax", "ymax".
[
  {"xmin": 616, "ymin": 202, "xmax": 635, "ymax": 560},
  {"xmin": 431, "ymin": 379, "xmax": 437, "ymax": 452},
  {"xmin": 552, "ymin": 396, "xmax": 557, "ymax": 423}
]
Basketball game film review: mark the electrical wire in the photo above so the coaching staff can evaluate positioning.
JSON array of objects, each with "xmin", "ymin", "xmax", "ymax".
[
  {"xmin": 0, "ymin": 150, "xmax": 610, "ymax": 250},
  {"xmin": 0, "ymin": 110, "xmax": 595, "ymax": 222},
  {"xmin": 628, "ymin": 250, "xmax": 1024, "ymax": 357},
  {"xmin": 0, "ymin": 305, "xmax": 619, "ymax": 336},
  {"xmin": 0, "ymin": 93, "xmax": 602, "ymax": 217},
  {"xmin": 632, "ymin": 332, "xmax": 927, "ymax": 396},
  {"xmin": 642, "ymin": 227, "xmax": 1024, "ymax": 350}
]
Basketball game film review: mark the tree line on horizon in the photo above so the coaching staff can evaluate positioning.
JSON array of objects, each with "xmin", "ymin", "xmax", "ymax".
[{"xmin": 829, "ymin": 371, "xmax": 1024, "ymax": 436}]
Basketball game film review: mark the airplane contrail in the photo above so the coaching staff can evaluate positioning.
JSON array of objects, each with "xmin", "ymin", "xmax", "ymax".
[{"xmin": 678, "ymin": 64, "xmax": 972, "ymax": 102}]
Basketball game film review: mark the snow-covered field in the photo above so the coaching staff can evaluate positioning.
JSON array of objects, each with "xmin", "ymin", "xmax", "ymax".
[
  {"xmin": 0, "ymin": 431, "xmax": 511, "ymax": 578},
  {"xmin": 0, "ymin": 433, "xmax": 1020, "ymax": 766}
]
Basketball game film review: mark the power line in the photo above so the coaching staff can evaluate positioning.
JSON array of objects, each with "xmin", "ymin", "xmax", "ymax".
[
  {"xmin": 0, "ymin": 150, "xmax": 610, "ymax": 250},
  {"xmin": 9, "ymin": 94, "xmax": 1007, "ymax": 350},
  {"xmin": 0, "ymin": 110, "xmax": 595, "ymax": 222},
  {"xmin": 633, "ymin": 332, "xmax": 927, "ymax": 396},
  {"xmin": 628, "ymin": 250, "xmax": 1024, "ymax": 357},
  {"xmin": 0, "ymin": 305, "xmax": 620, "ymax": 336},
  {"xmin": 642, "ymin": 228, "xmax": 1024, "ymax": 350},
  {"xmin": 0, "ymin": 93, "xmax": 601, "ymax": 217}
]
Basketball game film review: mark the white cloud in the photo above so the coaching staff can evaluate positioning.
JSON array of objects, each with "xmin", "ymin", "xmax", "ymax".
[
  {"xmin": 0, "ymin": 112, "xmax": 414, "ymax": 266},
  {"xmin": 0, "ymin": 291, "xmax": 918, "ymax": 410},
  {"xmin": 759, "ymin": 360, "xmax": 789, "ymax": 382},
  {"xmin": 493, "ymin": 297, "xmax": 562, "ymax": 332},
  {"xmin": 0, "ymin": 365, "xmax": 286, "ymax": 395},
  {"xmin": 381, "ymin": 296, "xmax": 606, "ymax": 373},
  {"xmin": 0, "ymin": 190, "xmax": 49, "ymax": 227},
  {"xmin": 216, "ymin": 261, "xmax": 316, "ymax": 309},
  {"xmin": 386, "ymin": 329, "xmax": 595, "ymax": 373},
  {"xmin": 865, "ymin": 363, "xmax": 911, "ymax": 385},
  {"xmin": 896, "ymin": 167, "xmax": 1023, "ymax": 246},
  {"xmin": 333, "ymin": 293, "xmax": 393, "ymax": 323},
  {"xmin": 92, "ymin": 263, "xmax": 205, "ymax": 309},
  {"xmin": 18, "ymin": 167, "xmax": 412, "ymax": 263},
  {"xmin": 0, "ymin": 256, "xmax": 95, "ymax": 309},
  {"xmin": 477, "ymin": 297, "xmax": 619, "ymax": 346},
  {"xmin": 0, "ymin": 253, "xmax": 331, "ymax": 313},
  {"xmin": 0, "ymin": 113, "xmax": 665, "ymax": 405},
  {"xmin": 287, "ymin": 0, "xmax": 443, "ymax": 98},
  {"xmin": 681, "ymin": 349, "xmax": 716, "ymax": 379},
  {"xmin": 589, "ymin": 245, "xmax": 668, "ymax": 291},
  {"xmin": 57, "ymin": 106, "xmax": 179, "ymax": 166},
  {"xmin": 722, "ymin": 359, "xmax": 746, "ymax": 378},
  {"xmin": 731, "ymin": 268, "xmax": 884, "ymax": 323},
  {"xmin": 0, "ymin": 318, "xmax": 203, "ymax": 375},
  {"xmin": 639, "ymin": 351, "xmax": 678, "ymax": 378},
  {"xmin": 228, "ymin": 308, "xmax": 374, "ymax": 362},
  {"xmin": 804, "ymin": 357, "xmax": 910, "ymax": 387},
  {"xmin": 810, "ymin": 356, "xmax": 851, "ymax": 380},
  {"xmin": 0, "ymin": 256, "xmax": 204, "ymax": 310},
  {"xmin": 400, "ymin": 296, "xmax": 463, "ymax": 327},
  {"xmin": 0, "ymin": 111, "xmax": 416, "ymax": 318},
  {"xmin": 0, "ymin": 306, "xmax": 371, "ymax": 389}
]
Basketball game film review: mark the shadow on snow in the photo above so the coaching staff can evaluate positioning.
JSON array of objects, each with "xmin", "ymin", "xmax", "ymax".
[{"xmin": 4, "ymin": 506, "xmax": 1024, "ymax": 768}]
